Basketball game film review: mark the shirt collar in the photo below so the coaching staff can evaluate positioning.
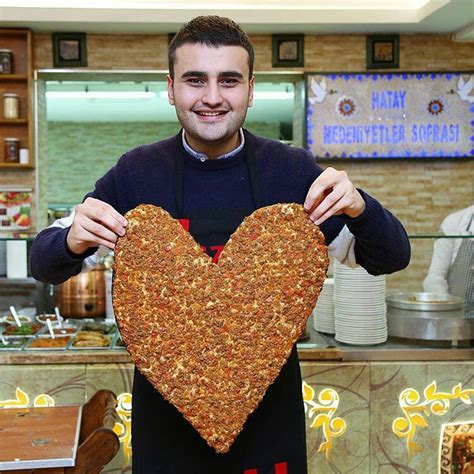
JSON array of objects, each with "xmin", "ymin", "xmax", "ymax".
[{"xmin": 182, "ymin": 129, "xmax": 245, "ymax": 162}]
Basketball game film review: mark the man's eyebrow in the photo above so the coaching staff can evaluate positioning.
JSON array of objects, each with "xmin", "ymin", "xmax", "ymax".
[
  {"xmin": 180, "ymin": 70, "xmax": 244, "ymax": 79},
  {"xmin": 219, "ymin": 71, "xmax": 244, "ymax": 79},
  {"xmin": 181, "ymin": 71, "xmax": 207, "ymax": 79}
]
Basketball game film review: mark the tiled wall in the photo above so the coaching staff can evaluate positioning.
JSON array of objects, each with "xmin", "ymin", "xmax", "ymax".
[{"xmin": 45, "ymin": 121, "xmax": 280, "ymax": 205}]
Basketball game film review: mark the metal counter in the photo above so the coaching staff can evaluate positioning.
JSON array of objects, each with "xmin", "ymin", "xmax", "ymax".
[{"xmin": 297, "ymin": 325, "xmax": 474, "ymax": 361}]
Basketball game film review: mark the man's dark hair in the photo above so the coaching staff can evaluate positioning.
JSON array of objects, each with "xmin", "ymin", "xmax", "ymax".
[{"xmin": 168, "ymin": 16, "xmax": 255, "ymax": 79}]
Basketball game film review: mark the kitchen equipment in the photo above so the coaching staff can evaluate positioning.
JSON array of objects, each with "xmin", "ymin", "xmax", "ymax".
[
  {"xmin": 386, "ymin": 292, "xmax": 473, "ymax": 343},
  {"xmin": 386, "ymin": 292, "xmax": 464, "ymax": 311},
  {"xmin": 54, "ymin": 266, "xmax": 106, "ymax": 318}
]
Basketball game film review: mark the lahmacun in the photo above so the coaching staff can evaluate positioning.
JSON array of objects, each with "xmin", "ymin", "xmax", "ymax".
[{"xmin": 113, "ymin": 203, "xmax": 329, "ymax": 453}]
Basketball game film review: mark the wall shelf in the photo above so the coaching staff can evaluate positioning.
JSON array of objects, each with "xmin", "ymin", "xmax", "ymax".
[
  {"xmin": 0, "ymin": 163, "xmax": 34, "ymax": 169},
  {"xmin": 0, "ymin": 74, "xmax": 28, "ymax": 82},
  {"xmin": 0, "ymin": 119, "xmax": 28, "ymax": 125},
  {"xmin": 0, "ymin": 29, "xmax": 33, "ymax": 167}
]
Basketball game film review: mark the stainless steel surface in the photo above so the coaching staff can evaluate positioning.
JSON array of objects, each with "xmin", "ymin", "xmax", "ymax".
[
  {"xmin": 387, "ymin": 306, "xmax": 473, "ymax": 341},
  {"xmin": 320, "ymin": 332, "xmax": 474, "ymax": 361},
  {"xmin": 386, "ymin": 292, "xmax": 464, "ymax": 311}
]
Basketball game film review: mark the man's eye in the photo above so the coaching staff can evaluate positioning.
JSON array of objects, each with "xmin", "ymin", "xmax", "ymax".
[
  {"xmin": 221, "ymin": 79, "xmax": 238, "ymax": 86},
  {"xmin": 187, "ymin": 78, "xmax": 204, "ymax": 85}
]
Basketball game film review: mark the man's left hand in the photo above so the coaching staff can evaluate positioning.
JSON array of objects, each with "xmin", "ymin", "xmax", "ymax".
[{"xmin": 304, "ymin": 167, "xmax": 366, "ymax": 225}]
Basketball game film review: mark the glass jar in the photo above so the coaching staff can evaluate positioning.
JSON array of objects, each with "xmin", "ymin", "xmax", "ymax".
[
  {"xmin": 4, "ymin": 137, "xmax": 19, "ymax": 162},
  {"xmin": 3, "ymin": 93, "xmax": 19, "ymax": 119},
  {"xmin": 0, "ymin": 49, "xmax": 12, "ymax": 74}
]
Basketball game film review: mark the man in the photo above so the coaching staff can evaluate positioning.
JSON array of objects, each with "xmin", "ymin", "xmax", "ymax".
[
  {"xmin": 423, "ymin": 204, "xmax": 473, "ymax": 305},
  {"xmin": 31, "ymin": 16, "xmax": 410, "ymax": 474}
]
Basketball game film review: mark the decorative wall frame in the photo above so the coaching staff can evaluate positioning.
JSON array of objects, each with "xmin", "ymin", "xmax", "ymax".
[
  {"xmin": 366, "ymin": 34, "xmax": 399, "ymax": 69},
  {"xmin": 272, "ymin": 34, "xmax": 304, "ymax": 67},
  {"xmin": 168, "ymin": 33, "xmax": 176, "ymax": 45},
  {"xmin": 305, "ymin": 71, "xmax": 474, "ymax": 160},
  {"xmin": 53, "ymin": 33, "xmax": 87, "ymax": 68}
]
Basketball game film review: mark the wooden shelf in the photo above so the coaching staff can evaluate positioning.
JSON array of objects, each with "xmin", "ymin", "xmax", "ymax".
[
  {"xmin": 0, "ymin": 29, "xmax": 33, "ymax": 170},
  {"xmin": 0, "ymin": 74, "xmax": 27, "ymax": 82},
  {"xmin": 0, "ymin": 162, "xmax": 34, "ymax": 169},
  {"xmin": 0, "ymin": 119, "xmax": 28, "ymax": 125}
]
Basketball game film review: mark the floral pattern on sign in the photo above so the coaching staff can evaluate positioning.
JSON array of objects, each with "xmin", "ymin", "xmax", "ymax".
[
  {"xmin": 302, "ymin": 381, "xmax": 346, "ymax": 460},
  {"xmin": 392, "ymin": 380, "xmax": 474, "ymax": 460}
]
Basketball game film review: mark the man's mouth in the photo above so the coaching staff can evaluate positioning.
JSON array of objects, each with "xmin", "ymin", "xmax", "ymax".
[{"xmin": 194, "ymin": 111, "xmax": 227, "ymax": 117}]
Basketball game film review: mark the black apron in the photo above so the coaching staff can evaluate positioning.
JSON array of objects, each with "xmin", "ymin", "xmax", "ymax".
[{"xmin": 132, "ymin": 134, "xmax": 307, "ymax": 474}]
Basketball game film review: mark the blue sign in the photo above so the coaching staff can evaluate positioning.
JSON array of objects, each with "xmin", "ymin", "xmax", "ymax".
[{"xmin": 306, "ymin": 73, "xmax": 474, "ymax": 159}]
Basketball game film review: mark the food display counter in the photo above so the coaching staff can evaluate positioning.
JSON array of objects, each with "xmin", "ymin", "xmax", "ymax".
[
  {"xmin": 0, "ymin": 232, "xmax": 472, "ymax": 473},
  {"xmin": 0, "ymin": 319, "xmax": 472, "ymax": 473}
]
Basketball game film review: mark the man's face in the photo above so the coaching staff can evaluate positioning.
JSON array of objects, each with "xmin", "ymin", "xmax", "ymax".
[{"xmin": 167, "ymin": 43, "xmax": 254, "ymax": 157}]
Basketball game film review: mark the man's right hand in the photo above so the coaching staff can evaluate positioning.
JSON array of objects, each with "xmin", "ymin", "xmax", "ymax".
[{"xmin": 66, "ymin": 197, "xmax": 128, "ymax": 254}]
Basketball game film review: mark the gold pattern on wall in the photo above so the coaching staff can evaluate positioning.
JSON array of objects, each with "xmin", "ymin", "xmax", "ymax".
[
  {"xmin": 113, "ymin": 392, "xmax": 133, "ymax": 468},
  {"xmin": 393, "ymin": 380, "xmax": 474, "ymax": 460},
  {"xmin": 0, "ymin": 387, "xmax": 55, "ymax": 408},
  {"xmin": 302, "ymin": 381, "xmax": 346, "ymax": 460}
]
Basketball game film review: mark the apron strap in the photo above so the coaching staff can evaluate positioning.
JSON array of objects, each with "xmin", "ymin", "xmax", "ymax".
[
  {"xmin": 174, "ymin": 132, "xmax": 185, "ymax": 218},
  {"xmin": 174, "ymin": 129, "xmax": 261, "ymax": 218}
]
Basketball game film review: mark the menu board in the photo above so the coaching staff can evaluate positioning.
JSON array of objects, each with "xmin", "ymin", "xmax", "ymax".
[{"xmin": 305, "ymin": 72, "xmax": 474, "ymax": 159}]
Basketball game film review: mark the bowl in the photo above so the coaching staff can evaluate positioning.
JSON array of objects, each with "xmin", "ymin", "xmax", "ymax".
[
  {"xmin": 36, "ymin": 313, "xmax": 65, "ymax": 325},
  {"xmin": 0, "ymin": 314, "xmax": 32, "ymax": 326}
]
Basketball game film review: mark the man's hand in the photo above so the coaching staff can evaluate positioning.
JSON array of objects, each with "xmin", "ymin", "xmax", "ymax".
[
  {"xmin": 66, "ymin": 197, "xmax": 127, "ymax": 254},
  {"xmin": 304, "ymin": 167, "xmax": 366, "ymax": 225}
]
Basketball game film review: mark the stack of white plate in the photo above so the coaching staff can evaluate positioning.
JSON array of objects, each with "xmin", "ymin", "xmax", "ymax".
[
  {"xmin": 313, "ymin": 278, "xmax": 335, "ymax": 334},
  {"xmin": 334, "ymin": 260, "xmax": 387, "ymax": 345}
]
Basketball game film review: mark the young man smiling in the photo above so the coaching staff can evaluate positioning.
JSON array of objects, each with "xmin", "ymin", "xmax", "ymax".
[{"xmin": 31, "ymin": 16, "xmax": 410, "ymax": 474}]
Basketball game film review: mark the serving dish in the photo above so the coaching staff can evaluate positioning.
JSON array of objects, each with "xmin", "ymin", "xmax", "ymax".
[
  {"xmin": 24, "ymin": 336, "xmax": 72, "ymax": 350},
  {"xmin": 69, "ymin": 331, "xmax": 112, "ymax": 350},
  {"xmin": 2, "ymin": 323, "xmax": 42, "ymax": 338},
  {"xmin": 35, "ymin": 313, "xmax": 64, "ymax": 325},
  {"xmin": 0, "ymin": 337, "xmax": 27, "ymax": 350},
  {"xmin": 0, "ymin": 314, "xmax": 32, "ymax": 325},
  {"xmin": 386, "ymin": 292, "xmax": 465, "ymax": 311}
]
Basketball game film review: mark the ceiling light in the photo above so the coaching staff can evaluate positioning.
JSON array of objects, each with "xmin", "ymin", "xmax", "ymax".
[{"xmin": 46, "ymin": 91, "xmax": 156, "ymax": 99}]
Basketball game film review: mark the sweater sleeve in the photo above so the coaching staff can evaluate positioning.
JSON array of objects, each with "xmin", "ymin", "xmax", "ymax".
[
  {"xmin": 337, "ymin": 189, "xmax": 411, "ymax": 275},
  {"xmin": 29, "ymin": 155, "xmax": 126, "ymax": 284}
]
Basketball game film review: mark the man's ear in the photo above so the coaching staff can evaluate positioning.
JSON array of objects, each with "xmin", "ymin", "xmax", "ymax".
[
  {"xmin": 167, "ymin": 74, "xmax": 175, "ymax": 105},
  {"xmin": 248, "ymin": 76, "xmax": 255, "ymax": 108}
]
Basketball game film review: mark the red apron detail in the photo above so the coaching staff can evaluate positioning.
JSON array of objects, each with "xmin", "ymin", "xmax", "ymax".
[
  {"xmin": 244, "ymin": 461, "xmax": 288, "ymax": 474},
  {"xmin": 275, "ymin": 461, "xmax": 288, "ymax": 474}
]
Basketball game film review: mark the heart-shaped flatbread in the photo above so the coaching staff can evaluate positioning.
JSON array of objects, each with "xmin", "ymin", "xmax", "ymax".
[{"xmin": 113, "ymin": 203, "xmax": 328, "ymax": 453}]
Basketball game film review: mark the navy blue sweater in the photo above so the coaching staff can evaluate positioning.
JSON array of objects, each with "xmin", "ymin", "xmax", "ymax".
[{"xmin": 30, "ymin": 131, "xmax": 410, "ymax": 283}]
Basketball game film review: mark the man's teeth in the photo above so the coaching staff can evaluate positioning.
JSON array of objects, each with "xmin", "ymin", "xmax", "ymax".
[{"xmin": 197, "ymin": 111, "xmax": 224, "ymax": 116}]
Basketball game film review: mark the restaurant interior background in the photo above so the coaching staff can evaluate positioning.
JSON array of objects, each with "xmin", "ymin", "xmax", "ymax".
[
  {"xmin": 1, "ymin": 0, "xmax": 472, "ymax": 301},
  {"xmin": 0, "ymin": 2, "xmax": 473, "ymax": 472}
]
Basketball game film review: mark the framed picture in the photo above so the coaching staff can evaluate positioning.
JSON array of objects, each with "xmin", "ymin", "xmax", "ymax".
[
  {"xmin": 53, "ymin": 33, "xmax": 87, "ymax": 68},
  {"xmin": 272, "ymin": 34, "xmax": 304, "ymax": 67},
  {"xmin": 168, "ymin": 33, "xmax": 176, "ymax": 45},
  {"xmin": 439, "ymin": 421, "xmax": 474, "ymax": 474},
  {"xmin": 366, "ymin": 34, "xmax": 399, "ymax": 69}
]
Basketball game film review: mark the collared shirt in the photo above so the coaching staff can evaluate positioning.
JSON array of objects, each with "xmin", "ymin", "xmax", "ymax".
[{"xmin": 182, "ymin": 129, "xmax": 245, "ymax": 162}]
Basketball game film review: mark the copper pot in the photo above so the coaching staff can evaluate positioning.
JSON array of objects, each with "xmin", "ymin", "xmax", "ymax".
[{"xmin": 54, "ymin": 267, "xmax": 106, "ymax": 318}]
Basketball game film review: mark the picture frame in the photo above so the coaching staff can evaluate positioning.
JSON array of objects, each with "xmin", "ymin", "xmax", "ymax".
[
  {"xmin": 366, "ymin": 34, "xmax": 399, "ymax": 69},
  {"xmin": 168, "ymin": 33, "xmax": 176, "ymax": 45},
  {"xmin": 53, "ymin": 33, "xmax": 87, "ymax": 68},
  {"xmin": 272, "ymin": 34, "xmax": 304, "ymax": 67},
  {"xmin": 439, "ymin": 421, "xmax": 474, "ymax": 474}
]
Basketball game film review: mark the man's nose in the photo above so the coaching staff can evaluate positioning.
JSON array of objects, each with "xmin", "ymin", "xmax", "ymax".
[{"xmin": 202, "ymin": 83, "xmax": 223, "ymax": 106}]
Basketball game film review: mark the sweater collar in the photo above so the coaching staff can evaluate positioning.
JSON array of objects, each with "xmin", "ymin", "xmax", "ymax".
[{"xmin": 181, "ymin": 128, "xmax": 245, "ymax": 162}]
